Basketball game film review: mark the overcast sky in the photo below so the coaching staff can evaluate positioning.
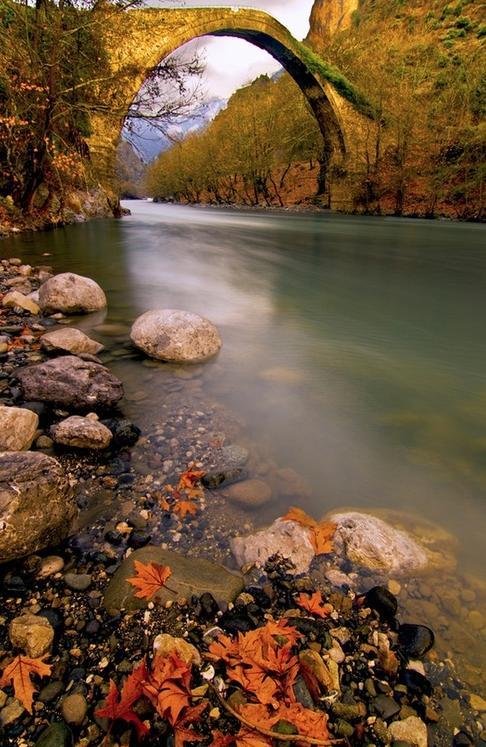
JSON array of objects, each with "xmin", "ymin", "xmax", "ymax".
[{"xmin": 168, "ymin": 1, "xmax": 315, "ymax": 99}]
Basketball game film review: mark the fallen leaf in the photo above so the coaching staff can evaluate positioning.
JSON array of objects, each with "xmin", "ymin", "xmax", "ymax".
[
  {"xmin": 281, "ymin": 506, "xmax": 317, "ymax": 528},
  {"xmin": 178, "ymin": 468, "xmax": 206, "ymax": 491},
  {"xmin": 95, "ymin": 659, "xmax": 149, "ymax": 739},
  {"xmin": 297, "ymin": 591, "xmax": 332, "ymax": 618},
  {"xmin": 310, "ymin": 522, "xmax": 336, "ymax": 555},
  {"xmin": 173, "ymin": 499, "xmax": 198, "ymax": 518},
  {"xmin": 174, "ymin": 702, "xmax": 208, "ymax": 747},
  {"xmin": 142, "ymin": 652, "xmax": 192, "ymax": 725},
  {"xmin": 0, "ymin": 655, "xmax": 51, "ymax": 713},
  {"xmin": 211, "ymin": 731, "xmax": 235, "ymax": 747},
  {"xmin": 127, "ymin": 560, "xmax": 172, "ymax": 600}
]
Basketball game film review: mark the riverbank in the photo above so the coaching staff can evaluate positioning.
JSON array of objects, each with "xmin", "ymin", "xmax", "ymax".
[{"xmin": 1, "ymin": 255, "xmax": 486, "ymax": 746}]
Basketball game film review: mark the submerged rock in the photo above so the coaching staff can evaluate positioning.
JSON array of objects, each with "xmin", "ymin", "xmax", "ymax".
[
  {"xmin": 38, "ymin": 272, "xmax": 106, "ymax": 314},
  {"xmin": 398, "ymin": 623, "xmax": 435, "ymax": 658},
  {"xmin": 103, "ymin": 546, "xmax": 244, "ymax": 612},
  {"xmin": 17, "ymin": 355, "xmax": 123, "ymax": 410},
  {"xmin": 230, "ymin": 518, "xmax": 315, "ymax": 574},
  {"xmin": 41, "ymin": 327, "xmax": 104, "ymax": 356},
  {"xmin": 0, "ymin": 405, "xmax": 38, "ymax": 451},
  {"xmin": 329, "ymin": 511, "xmax": 429, "ymax": 575},
  {"xmin": 130, "ymin": 309, "xmax": 222, "ymax": 362},
  {"xmin": 51, "ymin": 414, "xmax": 112, "ymax": 450},
  {"xmin": 226, "ymin": 479, "xmax": 272, "ymax": 508},
  {"xmin": 388, "ymin": 716, "xmax": 428, "ymax": 747},
  {"xmin": 0, "ymin": 451, "xmax": 76, "ymax": 563}
]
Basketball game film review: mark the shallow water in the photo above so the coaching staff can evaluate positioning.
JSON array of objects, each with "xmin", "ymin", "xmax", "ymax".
[{"xmin": 3, "ymin": 202, "xmax": 486, "ymax": 579}]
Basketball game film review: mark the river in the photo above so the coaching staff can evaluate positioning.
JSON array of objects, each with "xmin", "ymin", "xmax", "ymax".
[{"xmin": 4, "ymin": 201, "xmax": 486, "ymax": 682}]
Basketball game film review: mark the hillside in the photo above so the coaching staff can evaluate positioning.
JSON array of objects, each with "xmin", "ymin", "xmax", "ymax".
[{"xmin": 147, "ymin": 0, "xmax": 485, "ymax": 219}]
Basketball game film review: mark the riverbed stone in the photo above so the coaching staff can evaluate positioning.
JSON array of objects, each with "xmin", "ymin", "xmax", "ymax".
[
  {"xmin": 226, "ymin": 479, "xmax": 272, "ymax": 508},
  {"xmin": 61, "ymin": 693, "xmax": 88, "ymax": 726},
  {"xmin": 230, "ymin": 518, "xmax": 315, "ymax": 574},
  {"xmin": 41, "ymin": 327, "xmax": 104, "ymax": 356},
  {"xmin": 51, "ymin": 414, "xmax": 112, "ymax": 450},
  {"xmin": 17, "ymin": 355, "xmax": 124, "ymax": 410},
  {"xmin": 0, "ymin": 451, "xmax": 76, "ymax": 563},
  {"xmin": 0, "ymin": 405, "xmax": 39, "ymax": 451},
  {"xmin": 2, "ymin": 290, "xmax": 40, "ymax": 315},
  {"xmin": 9, "ymin": 613, "xmax": 54, "ymax": 657},
  {"xmin": 153, "ymin": 633, "xmax": 201, "ymax": 665},
  {"xmin": 398, "ymin": 624, "xmax": 435, "ymax": 658},
  {"xmin": 103, "ymin": 546, "xmax": 243, "ymax": 612},
  {"xmin": 388, "ymin": 716, "xmax": 427, "ymax": 747},
  {"xmin": 35, "ymin": 722, "xmax": 73, "ymax": 747},
  {"xmin": 39, "ymin": 272, "xmax": 106, "ymax": 314},
  {"xmin": 329, "ymin": 511, "xmax": 429, "ymax": 575},
  {"xmin": 130, "ymin": 309, "xmax": 222, "ymax": 362}
]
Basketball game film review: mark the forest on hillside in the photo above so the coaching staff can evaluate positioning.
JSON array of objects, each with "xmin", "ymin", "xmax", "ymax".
[{"xmin": 147, "ymin": 0, "xmax": 485, "ymax": 219}]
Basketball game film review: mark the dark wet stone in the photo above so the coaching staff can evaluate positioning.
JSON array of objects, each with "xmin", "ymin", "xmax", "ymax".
[
  {"xmin": 128, "ymin": 530, "xmax": 151, "ymax": 549},
  {"xmin": 104, "ymin": 530, "xmax": 122, "ymax": 546},
  {"xmin": 398, "ymin": 624, "xmax": 435, "ymax": 658},
  {"xmin": 335, "ymin": 719, "xmax": 355, "ymax": 738},
  {"xmin": 102, "ymin": 418, "xmax": 141, "ymax": 447},
  {"xmin": 392, "ymin": 742, "xmax": 413, "ymax": 747},
  {"xmin": 374, "ymin": 695, "xmax": 401, "ymax": 720},
  {"xmin": 219, "ymin": 609, "xmax": 257, "ymax": 634},
  {"xmin": 453, "ymin": 732, "xmax": 475, "ymax": 746},
  {"xmin": 64, "ymin": 573, "xmax": 92, "ymax": 591},
  {"xmin": 38, "ymin": 608, "xmax": 64, "ymax": 635},
  {"xmin": 68, "ymin": 667, "xmax": 86, "ymax": 682},
  {"xmin": 202, "ymin": 467, "xmax": 246, "ymax": 490},
  {"xmin": 247, "ymin": 586, "xmax": 272, "ymax": 608},
  {"xmin": 196, "ymin": 592, "xmax": 220, "ymax": 620},
  {"xmin": 86, "ymin": 620, "xmax": 100, "ymax": 635},
  {"xmin": 2, "ymin": 573, "xmax": 27, "ymax": 593},
  {"xmin": 293, "ymin": 675, "xmax": 314, "ymax": 709},
  {"xmin": 38, "ymin": 681, "xmax": 64, "ymax": 703},
  {"xmin": 398, "ymin": 669, "xmax": 432, "ymax": 696},
  {"xmin": 20, "ymin": 401, "xmax": 48, "ymax": 418},
  {"xmin": 35, "ymin": 722, "xmax": 73, "ymax": 747},
  {"xmin": 365, "ymin": 586, "xmax": 398, "ymax": 620}
]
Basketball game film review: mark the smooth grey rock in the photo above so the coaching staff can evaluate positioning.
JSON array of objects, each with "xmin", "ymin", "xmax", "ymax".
[
  {"xmin": 41, "ymin": 327, "xmax": 104, "ymax": 356},
  {"xmin": 103, "ymin": 546, "xmax": 243, "ymax": 612},
  {"xmin": 51, "ymin": 414, "xmax": 112, "ymax": 450},
  {"xmin": 64, "ymin": 573, "xmax": 92, "ymax": 591},
  {"xmin": 0, "ymin": 451, "xmax": 76, "ymax": 563},
  {"xmin": 36, "ymin": 721, "xmax": 73, "ymax": 747},
  {"xmin": 230, "ymin": 518, "xmax": 315, "ymax": 574},
  {"xmin": 0, "ymin": 406, "xmax": 38, "ymax": 451},
  {"xmin": 61, "ymin": 693, "xmax": 88, "ymax": 726},
  {"xmin": 17, "ymin": 355, "xmax": 123, "ymax": 410},
  {"xmin": 329, "ymin": 511, "xmax": 428, "ymax": 574},
  {"xmin": 39, "ymin": 273, "xmax": 106, "ymax": 314},
  {"xmin": 130, "ymin": 309, "xmax": 222, "ymax": 362}
]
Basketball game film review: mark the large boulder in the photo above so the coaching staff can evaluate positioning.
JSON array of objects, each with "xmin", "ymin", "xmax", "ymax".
[
  {"xmin": 130, "ymin": 309, "xmax": 222, "ymax": 363},
  {"xmin": 0, "ymin": 451, "xmax": 76, "ymax": 563},
  {"xmin": 51, "ymin": 414, "xmax": 112, "ymax": 450},
  {"xmin": 17, "ymin": 355, "xmax": 123, "ymax": 410},
  {"xmin": 41, "ymin": 327, "xmax": 103, "ymax": 356},
  {"xmin": 0, "ymin": 406, "xmax": 39, "ymax": 451},
  {"xmin": 329, "ymin": 511, "xmax": 428, "ymax": 575},
  {"xmin": 230, "ymin": 518, "xmax": 315, "ymax": 575},
  {"xmin": 38, "ymin": 272, "xmax": 106, "ymax": 314},
  {"xmin": 103, "ymin": 546, "xmax": 244, "ymax": 612}
]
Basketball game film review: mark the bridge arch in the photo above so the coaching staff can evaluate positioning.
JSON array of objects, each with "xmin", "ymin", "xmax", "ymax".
[{"xmin": 93, "ymin": 7, "xmax": 370, "ymax": 206}]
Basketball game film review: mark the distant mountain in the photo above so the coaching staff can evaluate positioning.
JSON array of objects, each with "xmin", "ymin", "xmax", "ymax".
[{"xmin": 121, "ymin": 97, "xmax": 226, "ymax": 163}]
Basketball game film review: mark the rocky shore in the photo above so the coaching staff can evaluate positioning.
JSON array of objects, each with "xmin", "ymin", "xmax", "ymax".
[{"xmin": 0, "ymin": 256, "xmax": 485, "ymax": 747}]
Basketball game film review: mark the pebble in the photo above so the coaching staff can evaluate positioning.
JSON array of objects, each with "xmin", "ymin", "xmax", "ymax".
[
  {"xmin": 398, "ymin": 624, "xmax": 435, "ymax": 658},
  {"xmin": 470, "ymin": 694, "xmax": 486, "ymax": 712},
  {"xmin": 374, "ymin": 694, "xmax": 401, "ymax": 720},
  {"xmin": 38, "ymin": 681, "xmax": 64, "ymax": 703},
  {"xmin": 64, "ymin": 573, "xmax": 92, "ymax": 591},
  {"xmin": 37, "ymin": 556, "xmax": 65, "ymax": 579},
  {"xmin": 61, "ymin": 693, "xmax": 88, "ymax": 726},
  {"xmin": 9, "ymin": 613, "xmax": 54, "ymax": 657},
  {"xmin": 388, "ymin": 579, "xmax": 401, "ymax": 596},
  {"xmin": 0, "ymin": 699, "xmax": 25, "ymax": 725},
  {"xmin": 35, "ymin": 722, "xmax": 73, "ymax": 746}
]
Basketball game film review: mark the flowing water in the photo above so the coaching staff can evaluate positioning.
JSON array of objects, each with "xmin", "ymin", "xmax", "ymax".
[{"xmin": 3, "ymin": 201, "xmax": 486, "ymax": 686}]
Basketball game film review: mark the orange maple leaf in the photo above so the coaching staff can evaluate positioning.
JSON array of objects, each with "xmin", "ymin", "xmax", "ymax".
[
  {"xmin": 177, "ymin": 468, "xmax": 206, "ymax": 491},
  {"xmin": 127, "ymin": 560, "xmax": 172, "ymax": 600},
  {"xmin": 95, "ymin": 659, "xmax": 149, "ymax": 739},
  {"xmin": 142, "ymin": 652, "xmax": 192, "ymax": 726},
  {"xmin": 0, "ymin": 655, "xmax": 51, "ymax": 713},
  {"xmin": 173, "ymin": 499, "xmax": 198, "ymax": 518},
  {"xmin": 211, "ymin": 731, "xmax": 235, "ymax": 747},
  {"xmin": 297, "ymin": 591, "xmax": 332, "ymax": 619},
  {"xmin": 309, "ymin": 522, "xmax": 336, "ymax": 555},
  {"xmin": 282, "ymin": 506, "xmax": 317, "ymax": 528},
  {"xmin": 174, "ymin": 702, "xmax": 207, "ymax": 747}
]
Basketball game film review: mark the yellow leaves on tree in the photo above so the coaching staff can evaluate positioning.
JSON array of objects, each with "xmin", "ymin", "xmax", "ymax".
[
  {"xmin": 0, "ymin": 655, "xmax": 52, "ymax": 713},
  {"xmin": 127, "ymin": 560, "xmax": 172, "ymax": 600},
  {"xmin": 282, "ymin": 507, "xmax": 336, "ymax": 556},
  {"xmin": 297, "ymin": 592, "xmax": 332, "ymax": 619}
]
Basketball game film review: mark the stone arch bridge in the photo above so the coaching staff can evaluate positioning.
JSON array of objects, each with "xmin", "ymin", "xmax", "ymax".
[{"xmin": 92, "ymin": 7, "xmax": 372, "ymax": 208}]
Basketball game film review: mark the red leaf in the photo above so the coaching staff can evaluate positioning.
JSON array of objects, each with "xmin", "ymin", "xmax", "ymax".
[
  {"xmin": 127, "ymin": 560, "xmax": 172, "ymax": 600},
  {"xmin": 297, "ymin": 591, "xmax": 332, "ymax": 618},
  {"xmin": 95, "ymin": 659, "xmax": 149, "ymax": 739}
]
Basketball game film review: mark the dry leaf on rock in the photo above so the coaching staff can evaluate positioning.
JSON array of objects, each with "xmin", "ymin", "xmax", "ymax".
[{"xmin": 127, "ymin": 560, "xmax": 172, "ymax": 600}]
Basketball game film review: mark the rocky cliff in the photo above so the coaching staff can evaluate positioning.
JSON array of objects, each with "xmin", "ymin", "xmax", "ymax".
[{"xmin": 307, "ymin": 0, "xmax": 359, "ymax": 46}]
